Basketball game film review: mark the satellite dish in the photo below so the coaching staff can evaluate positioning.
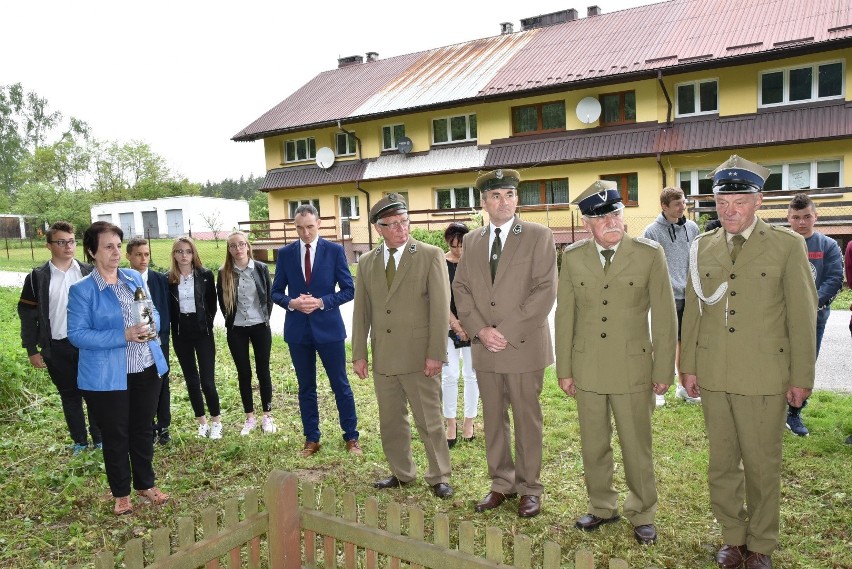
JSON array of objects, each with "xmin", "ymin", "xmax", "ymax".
[
  {"xmin": 315, "ymin": 147, "xmax": 335, "ymax": 169},
  {"xmin": 397, "ymin": 136, "xmax": 413, "ymax": 154},
  {"xmin": 576, "ymin": 97, "xmax": 602, "ymax": 124}
]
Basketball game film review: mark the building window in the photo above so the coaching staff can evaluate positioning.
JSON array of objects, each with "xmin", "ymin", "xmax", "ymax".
[
  {"xmin": 339, "ymin": 196, "xmax": 359, "ymax": 218},
  {"xmin": 517, "ymin": 179, "xmax": 569, "ymax": 206},
  {"xmin": 759, "ymin": 61, "xmax": 844, "ymax": 107},
  {"xmin": 432, "ymin": 113, "xmax": 477, "ymax": 145},
  {"xmin": 599, "ymin": 91, "xmax": 636, "ymax": 125},
  {"xmin": 512, "ymin": 101, "xmax": 566, "ymax": 135},
  {"xmin": 676, "ymin": 80, "xmax": 718, "ymax": 116},
  {"xmin": 600, "ymin": 173, "xmax": 638, "ymax": 206},
  {"xmin": 436, "ymin": 187, "xmax": 480, "ymax": 209},
  {"xmin": 384, "ymin": 191, "xmax": 410, "ymax": 207},
  {"xmin": 382, "ymin": 124, "xmax": 406, "ymax": 151},
  {"xmin": 288, "ymin": 199, "xmax": 320, "ymax": 218},
  {"xmin": 284, "ymin": 137, "xmax": 316, "ymax": 163},
  {"xmin": 678, "ymin": 169, "xmax": 714, "ymax": 212},
  {"xmin": 336, "ymin": 132, "xmax": 357, "ymax": 156},
  {"xmin": 762, "ymin": 159, "xmax": 842, "ymax": 191}
]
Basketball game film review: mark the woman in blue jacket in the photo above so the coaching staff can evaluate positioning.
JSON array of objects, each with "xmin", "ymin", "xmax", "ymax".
[{"xmin": 68, "ymin": 221, "xmax": 169, "ymax": 516}]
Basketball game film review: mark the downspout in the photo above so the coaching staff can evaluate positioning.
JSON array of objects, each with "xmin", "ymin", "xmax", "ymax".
[
  {"xmin": 656, "ymin": 153, "xmax": 667, "ymax": 188},
  {"xmin": 657, "ymin": 70, "xmax": 672, "ymax": 126},
  {"xmin": 338, "ymin": 120, "xmax": 373, "ymax": 248}
]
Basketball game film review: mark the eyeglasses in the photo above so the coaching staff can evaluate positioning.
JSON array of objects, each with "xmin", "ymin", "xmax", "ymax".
[
  {"xmin": 376, "ymin": 218, "xmax": 410, "ymax": 230},
  {"xmin": 48, "ymin": 239, "xmax": 75, "ymax": 247},
  {"xmin": 174, "ymin": 249, "xmax": 193, "ymax": 256},
  {"xmin": 228, "ymin": 242, "xmax": 249, "ymax": 250}
]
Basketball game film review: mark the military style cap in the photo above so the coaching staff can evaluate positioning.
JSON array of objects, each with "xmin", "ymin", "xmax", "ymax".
[
  {"xmin": 475, "ymin": 169, "xmax": 521, "ymax": 193},
  {"xmin": 709, "ymin": 155, "xmax": 770, "ymax": 194},
  {"xmin": 369, "ymin": 193, "xmax": 408, "ymax": 224},
  {"xmin": 571, "ymin": 180, "xmax": 624, "ymax": 217}
]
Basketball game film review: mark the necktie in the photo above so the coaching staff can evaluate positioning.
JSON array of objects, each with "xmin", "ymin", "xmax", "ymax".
[
  {"xmin": 602, "ymin": 249, "xmax": 614, "ymax": 274},
  {"xmin": 304, "ymin": 243, "xmax": 312, "ymax": 285},
  {"xmin": 386, "ymin": 247, "xmax": 397, "ymax": 288},
  {"xmin": 730, "ymin": 234, "xmax": 745, "ymax": 264},
  {"xmin": 490, "ymin": 228, "xmax": 502, "ymax": 283}
]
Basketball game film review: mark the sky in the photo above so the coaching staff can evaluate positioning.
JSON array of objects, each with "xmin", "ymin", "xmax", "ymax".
[{"xmin": 2, "ymin": 0, "xmax": 658, "ymax": 185}]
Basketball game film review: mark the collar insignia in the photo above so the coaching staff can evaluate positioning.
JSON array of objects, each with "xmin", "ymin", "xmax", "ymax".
[
  {"xmin": 512, "ymin": 223, "xmax": 522, "ymax": 235},
  {"xmin": 480, "ymin": 227, "xmax": 488, "ymax": 236},
  {"xmin": 408, "ymin": 243, "xmax": 417, "ymax": 254}
]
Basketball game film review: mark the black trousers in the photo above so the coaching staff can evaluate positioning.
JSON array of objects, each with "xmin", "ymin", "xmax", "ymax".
[
  {"xmin": 153, "ymin": 334, "xmax": 171, "ymax": 432},
  {"xmin": 226, "ymin": 323, "xmax": 273, "ymax": 414},
  {"xmin": 82, "ymin": 366, "xmax": 162, "ymax": 497},
  {"xmin": 172, "ymin": 314, "xmax": 220, "ymax": 418},
  {"xmin": 43, "ymin": 338, "xmax": 102, "ymax": 446}
]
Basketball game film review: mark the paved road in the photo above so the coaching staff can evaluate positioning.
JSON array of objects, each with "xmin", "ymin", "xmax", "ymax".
[{"xmin": 3, "ymin": 270, "xmax": 849, "ymax": 393}]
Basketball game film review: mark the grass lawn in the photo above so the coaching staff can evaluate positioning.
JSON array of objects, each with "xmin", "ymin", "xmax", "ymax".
[{"xmin": 0, "ymin": 285, "xmax": 850, "ymax": 568}]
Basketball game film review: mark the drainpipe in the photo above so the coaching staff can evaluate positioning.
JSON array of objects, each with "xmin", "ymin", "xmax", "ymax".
[
  {"xmin": 656, "ymin": 153, "xmax": 667, "ymax": 187},
  {"xmin": 657, "ymin": 71, "xmax": 672, "ymax": 126},
  {"xmin": 338, "ymin": 120, "xmax": 372, "ymax": 248},
  {"xmin": 337, "ymin": 120, "xmax": 363, "ymax": 162}
]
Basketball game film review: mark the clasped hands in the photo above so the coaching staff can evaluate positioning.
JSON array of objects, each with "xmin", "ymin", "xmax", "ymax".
[{"xmin": 290, "ymin": 293, "xmax": 323, "ymax": 314}]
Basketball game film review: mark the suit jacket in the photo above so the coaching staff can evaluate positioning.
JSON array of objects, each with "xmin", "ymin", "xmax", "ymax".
[
  {"xmin": 271, "ymin": 239, "xmax": 353, "ymax": 345},
  {"xmin": 18, "ymin": 260, "xmax": 93, "ymax": 358},
  {"xmin": 452, "ymin": 218, "xmax": 557, "ymax": 373},
  {"xmin": 352, "ymin": 238, "xmax": 450, "ymax": 375},
  {"xmin": 680, "ymin": 219, "xmax": 817, "ymax": 395},
  {"xmin": 218, "ymin": 260, "xmax": 273, "ymax": 329},
  {"xmin": 555, "ymin": 236, "xmax": 677, "ymax": 393},
  {"xmin": 146, "ymin": 269, "xmax": 170, "ymax": 342}
]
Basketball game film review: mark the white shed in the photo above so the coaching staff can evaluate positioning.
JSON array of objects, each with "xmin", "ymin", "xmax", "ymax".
[{"xmin": 90, "ymin": 196, "xmax": 249, "ymax": 240}]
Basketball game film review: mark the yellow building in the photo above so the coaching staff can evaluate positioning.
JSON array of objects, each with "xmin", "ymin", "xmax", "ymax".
[{"xmin": 234, "ymin": 0, "xmax": 852, "ymax": 259}]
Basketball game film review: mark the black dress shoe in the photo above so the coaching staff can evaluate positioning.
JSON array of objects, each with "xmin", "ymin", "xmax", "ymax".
[
  {"xmin": 745, "ymin": 551, "xmax": 772, "ymax": 569},
  {"xmin": 447, "ymin": 438, "xmax": 457, "ymax": 449},
  {"xmin": 633, "ymin": 524, "xmax": 657, "ymax": 545},
  {"xmin": 575, "ymin": 513, "xmax": 621, "ymax": 531},
  {"xmin": 517, "ymin": 495, "xmax": 541, "ymax": 518},
  {"xmin": 474, "ymin": 491, "xmax": 517, "ymax": 512},
  {"xmin": 716, "ymin": 544, "xmax": 747, "ymax": 568},
  {"xmin": 432, "ymin": 483, "xmax": 453, "ymax": 498},
  {"xmin": 158, "ymin": 429, "xmax": 171, "ymax": 445},
  {"xmin": 373, "ymin": 475, "xmax": 409, "ymax": 489}
]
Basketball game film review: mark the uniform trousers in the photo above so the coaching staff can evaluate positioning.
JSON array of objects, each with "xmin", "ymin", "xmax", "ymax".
[
  {"xmin": 575, "ymin": 387, "xmax": 658, "ymax": 526},
  {"xmin": 44, "ymin": 338, "xmax": 102, "ymax": 446},
  {"xmin": 373, "ymin": 370, "xmax": 450, "ymax": 486},
  {"xmin": 701, "ymin": 389, "xmax": 786, "ymax": 555},
  {"xmin": 82, "ymin": 365, "xmax": 162, "ymax": 497},
  {"xmin": 477, "ymin": 369, "xmax": 544, "ymax": 496}
]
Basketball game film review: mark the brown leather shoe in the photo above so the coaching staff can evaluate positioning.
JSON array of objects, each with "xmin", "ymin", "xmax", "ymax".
[
  {"xmin": 518, "ymin": 495, "xmax": 541, "ymax": 518},
  {"xmin": 633, "ymin": 524, "xmax": 657, "ymax": 545},
  {"xmin": 474, "ymin": 491, "xmax": 517, "ymax": 512},
  {"xmin": 373, "ymin": 475, "xmax": 409, "ymax": 489},
  {"xmin": 345, "ymin": 439, "xmax": 363, "ymax": 456},
  {"xmin": 716, "ymin": 544, "xmax": 747, "ymax": 568},
  {"xmin": 432, "ymin": 483, "xmax": 453, "ymax": 498},
  {"xmin": 745, "ymin": 551, "xmax": 772, "ymax": 569},
  {"xmin": 299, "ymin": 441, "xmax": 321, "ymax": 458},
  {"xmin": 575, "ymin": 513, "xmax": 621, "ymax": 531}
]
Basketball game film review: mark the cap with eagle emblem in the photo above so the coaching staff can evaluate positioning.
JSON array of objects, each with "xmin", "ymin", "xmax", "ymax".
[
  {"xmin": 708, "ymin": 155, "xmax": 770, "ymax": 194},
  {"xmin": 571, "ymin": 180, "xmax": 624, "ymax": 217}
]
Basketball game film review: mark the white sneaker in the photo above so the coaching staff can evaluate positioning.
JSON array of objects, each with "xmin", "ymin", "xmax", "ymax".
[
  {"xmin": 262, "ymin": 415, "xmax": 277, "ymax": 434},
  {"xmin": 240, "ymin": 417, "xmax": 257, "ymax": 436},
  {"xmin": 210, "ymin": 421, "xmax": 223, "ymax": 440},
  {"xmin": 675, "ymin": 384, "xmax": 701, "ymax": 404},
  {"xmin": 197, "ymin": 423, "xmax": 210, "ymax": 438},
  {"xmin": 655, "ymin": 393, "xmax": 666, "ymax": 408}
]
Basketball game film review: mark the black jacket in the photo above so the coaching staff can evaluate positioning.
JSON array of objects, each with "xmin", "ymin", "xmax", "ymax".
[
  {"xmin": 168, "ymin": 267, "xmax": 217, "ymax": 335},
  {"xmin": 216, "ymin": 260, "xmax": 273, "ymax": 329}
]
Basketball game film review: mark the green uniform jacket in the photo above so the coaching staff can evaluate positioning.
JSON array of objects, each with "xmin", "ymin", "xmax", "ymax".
[
  {"xmin": 680, "ymin": 219, "xmax": 817, "ymax": 394},
  {"xmin": 555, "ymin": 236, "xmax": 677, "ymax": 393},
  {"xmin": 352, "ymin": 238, "xmax": 450, "ymax": 376}
]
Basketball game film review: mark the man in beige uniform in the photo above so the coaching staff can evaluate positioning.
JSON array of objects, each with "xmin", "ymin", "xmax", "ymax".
[
  {"xmin": 352, "ymin": 194, "xmax": 453, "ymax": 498},
  {"xmin": 681, "ymin": 156, "xmax": 817, "ymax": 569},
  {"xmin": 556, "ymin": 181, "xmax": 677, "ymax": 546},
  {"xmin": 453, "ymin": 169, "xmax": 556, "ymax": 518}
]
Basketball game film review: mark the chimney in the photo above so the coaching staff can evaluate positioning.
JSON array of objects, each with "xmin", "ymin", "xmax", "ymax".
[
  {"xmin": 366, "ymin": 51, "xmax": 379, "ymax": 62},
  {"xmin": 567, "ymin": 8, "xmax": 578, "ymax": 20},
  {"xmin": 500, "ymin": 22, "xmax": 514, "ymax": 34},
  {"xmin": 587, "ymin": 5, "xmax": 601, "ymax": 17},
  {"xmin": 521, "ymin": 9, "xmax": 577, "ymax": 31},
  {"xmin": 337, "ymin": 55, "xmax": 364, "ymax": 68}
]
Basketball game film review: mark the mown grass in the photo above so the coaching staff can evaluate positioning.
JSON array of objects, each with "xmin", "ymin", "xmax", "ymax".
[{"xmin": 0, "ymin": 286, "xmax": 850, "ymax": 568}]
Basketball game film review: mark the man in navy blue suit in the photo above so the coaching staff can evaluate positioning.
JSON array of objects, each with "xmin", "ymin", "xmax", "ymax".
[
  {"xmin": 271, "ymin": 205, "xmax": 361, "ymax": 457},
  {"xmin": 126, "ymin": 238, "xmax": 172, "ymax": 444}
]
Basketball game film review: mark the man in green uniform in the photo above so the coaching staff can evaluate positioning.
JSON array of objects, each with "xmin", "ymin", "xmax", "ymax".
[
  {"xmin": 556, "ymin": 181, "xmax": 677, "ymax": 546},
  {"xmin": 681, "ymin": 155, "xmax": 817, "ymax": 569}
]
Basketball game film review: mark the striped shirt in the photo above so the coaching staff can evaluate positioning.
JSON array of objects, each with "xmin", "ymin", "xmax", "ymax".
[{"xmin": 92, "ymin": 270, "xmax": 154, "ymax": 373}]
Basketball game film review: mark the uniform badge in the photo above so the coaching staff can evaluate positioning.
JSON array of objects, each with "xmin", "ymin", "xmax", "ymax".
[
  {"xmin": 512, "ymin": 223, "xmax": 522, "ymax": 235},
  {"xmin": 408, "ymin": 243, "xmax": 417, "ymax": 254}
]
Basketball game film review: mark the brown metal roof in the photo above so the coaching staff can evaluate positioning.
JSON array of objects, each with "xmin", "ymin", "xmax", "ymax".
[
  {"xmin": 484, "ymin": 101, "xmax": 852, "ymax": 167},
  {"xmin": 234, "ymin": 0, "xmax": 852, "ymax": 141},
  {"xmin": 262, "ymin": 161, "xmax": 368, "ymax": 191}
]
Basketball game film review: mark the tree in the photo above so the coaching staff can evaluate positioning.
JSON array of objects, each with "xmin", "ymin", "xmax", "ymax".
[{"xmin": 200, "ymin": 210, "xmax": 225, "ymax": 248}]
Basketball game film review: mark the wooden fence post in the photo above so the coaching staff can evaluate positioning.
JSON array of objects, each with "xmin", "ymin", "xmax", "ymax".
[{"xmin": 266, "ymin": 470, "xmax": 301, "ymax": 569}]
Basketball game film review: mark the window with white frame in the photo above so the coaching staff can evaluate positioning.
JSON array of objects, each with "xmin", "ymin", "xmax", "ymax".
[
  {"xmin": 336, "ymin": 132, "xmax": 357, "ymax": 156},
  {"xmin": 339, "ymin": 196, "xmax": 359, "ymax": 219},
  {"xmin": 676, "ymin": 79, "xmax": 718, "ymax": 116},
  {"xmin": 382, "ymin": 124, "xmax": 406, "ymax": 151},
  {"xmin": 678, "ymin": 169, "xmax": 714, "ymax": 210},
  {"xmin": 762, "ymin": 159, "xmax": 842, "ymax": 191},
  {"xmin": 284, "ymin": 137, "xmax": 316, "ymax": 163},
  {"xmin": 759, "ymin": 60, "xmax": 844, "ymax": 107},
  {"xmin": 432, "ymin": 113, "xmax": 477, "ymax": 145},
  {"xmin": 288, "ymin": 199, "xmax": 320, "ymax": 218},
  {"xmin": 435, "ymin": 187, "xmax": 480, "ymax": 209}
]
